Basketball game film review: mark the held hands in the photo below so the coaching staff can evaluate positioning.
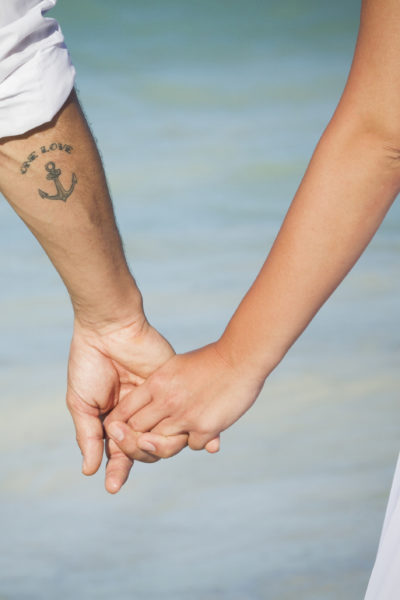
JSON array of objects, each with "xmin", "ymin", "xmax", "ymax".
[{"xmin": 103, "ymin": 342, "xmax": 264, "ymax": 487}]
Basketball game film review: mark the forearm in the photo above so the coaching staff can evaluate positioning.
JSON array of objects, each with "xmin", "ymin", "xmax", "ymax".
[
  {"xmin": 217, "ymin": 120, "xmax": 400, "ymax": 382},
  {"xmin": 0, "ymin": 90, "xmax": 142, "ymax": 329},
  {"xmin": 106, "ymin": 122, "xmax": 398, "ymax": 461},
  {"xmin": 108, "ymin": 123, "xmax": 400, "ymax": 464},
  {"xmin": 103, "ymin": 0, "xmax": 400, "ymax": 465}
]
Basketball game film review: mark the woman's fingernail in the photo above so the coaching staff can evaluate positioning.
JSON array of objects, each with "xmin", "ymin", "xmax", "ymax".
[
  {"xmin": 108, "ymin": 423, "xmax": 124, "ymax": 442},
  {"xmin": 139, "ymin": 440, "xmax": 157, "ymax": 453}
]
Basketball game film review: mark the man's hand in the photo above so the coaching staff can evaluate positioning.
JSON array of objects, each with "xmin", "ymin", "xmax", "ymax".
[
  {"xmin": 66, "ymin": 315, "xmax": 188, "ymax": 493},
  {"xmin": 104, "ymin": 343, "xmax": 264, "ymax": 465},
  {"xmin": 0, "ymin": 91, "xmax": 193, "ymax": 493}
]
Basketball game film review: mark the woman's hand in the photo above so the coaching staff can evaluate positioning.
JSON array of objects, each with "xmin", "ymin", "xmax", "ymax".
[{"xmin": 104, "ymin": 343, "xmax": 264, "ymax": 464}]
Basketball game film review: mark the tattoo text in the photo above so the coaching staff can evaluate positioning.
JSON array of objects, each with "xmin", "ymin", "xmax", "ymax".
[{"xmin": 20, "ymin": 143, "xmax": 74, "ymax": 174}]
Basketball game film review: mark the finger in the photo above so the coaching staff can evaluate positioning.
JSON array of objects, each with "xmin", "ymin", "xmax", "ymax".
[
  {"xmin": 67, "ymin": 396, "xmax": 104, "ymax": 475},
  {"xmin": 150, "ymin": 415, "xmax": 220, "ymax": 456},
  {"xmin": 188, "ymin": 431, "xmax": 219, "ymax": 451},
  {"xmin": 126, "ymin": 401, "xmax": 171, "ymax": 434},
  {"xmin": 205, "ymin": 436, "xmax": 220, "ymax": 453},
  {"xmin": 149, "ymin": 419, "xmax": 219, "ymax": 454},
  {"xmin": 106, "ymin": 421, "xmax": 160, "ymax": 463},
  {"xmin": 136, "ymin": 432, "xmax": 189, "ymax": 459},
  {"xmin": 105, "ymin": 438, "xmax": 134, "ymax": 494},
  {"xmin": 103, "ymin": 384, "xmax": 152, "ymax": 427}
]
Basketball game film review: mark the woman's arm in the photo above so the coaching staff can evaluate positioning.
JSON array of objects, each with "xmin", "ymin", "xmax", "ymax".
[
  {"xmin": 216, "ymin": 0, "xmax": 400, "ymax": 382},
  {"xmin": 104, "ymin": 0, "xmax": 400, "ymax": 482}
]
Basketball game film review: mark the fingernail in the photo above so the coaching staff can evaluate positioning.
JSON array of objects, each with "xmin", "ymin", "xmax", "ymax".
[
  {"xmin": 108, "ymin": 423, "xmax": 124, "ymax": 442},
  {"xmin": 139, "ymin": 440, "xmax": 157, "ymax": 453}
]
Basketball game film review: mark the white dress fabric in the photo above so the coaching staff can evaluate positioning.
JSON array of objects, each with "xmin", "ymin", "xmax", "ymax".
[
  {"xmin": 0, "ymin": 0, "xmax": 75, "ymax": 137},
  {"xmin": 364, "ymin": 454, "xmax": 400, "ymax": 599}
]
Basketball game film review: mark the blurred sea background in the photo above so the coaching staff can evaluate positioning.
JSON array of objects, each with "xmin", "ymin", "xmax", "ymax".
[{"xmin": 0, "ymin": 0, "xmax": 399, "ymax": 598}]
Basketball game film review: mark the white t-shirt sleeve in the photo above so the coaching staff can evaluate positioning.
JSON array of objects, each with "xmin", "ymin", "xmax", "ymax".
[{"xmin": 0, "ymin": 0, "xmax": 75, "ymax": 138}]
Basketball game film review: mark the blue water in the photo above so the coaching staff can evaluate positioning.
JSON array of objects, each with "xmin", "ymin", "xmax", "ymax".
[{"xmin": 0, "ymin": 1, "xmax": 399, "ymax": 598}]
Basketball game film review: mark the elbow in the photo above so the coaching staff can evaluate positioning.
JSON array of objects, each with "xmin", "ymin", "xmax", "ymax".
[{"xmin": 323, "ymin": 103, "xmax": 400, "ymax": 195}]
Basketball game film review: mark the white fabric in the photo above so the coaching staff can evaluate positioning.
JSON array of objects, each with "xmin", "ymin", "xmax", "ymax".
[
  {"xmin": 0, "ymin": 0, "xmax": 75, "ymax": 137},
  {"xmin": 364, "ymin": 453, "xmax": 400, "ymax": 599}
]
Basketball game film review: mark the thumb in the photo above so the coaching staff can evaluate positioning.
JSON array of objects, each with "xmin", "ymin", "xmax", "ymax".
[
  {"xmin": 205, "ymin": 435, "xmax": 220, "ymax": 453},
  {"xmin": 67, "ymin": 392, "xmax": 104, "ymax": 475}
]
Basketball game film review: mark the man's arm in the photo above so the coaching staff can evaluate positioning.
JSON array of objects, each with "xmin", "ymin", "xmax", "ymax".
[
  {"xmin": 0, "ymin": 90, "xmax": 188, "ymax": 491},
  {"xmin": 0, "ymin": 90, "xmax": 141, "ymax": 329}
]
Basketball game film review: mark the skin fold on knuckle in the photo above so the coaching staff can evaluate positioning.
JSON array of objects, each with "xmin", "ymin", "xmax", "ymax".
[
  {"xmin": 158, "ymin": 440, "xmax": 181, "ymax": 459},
  {"xmin": 75, "ymin": 433, "xmax": 101, "ymax": 451},
  {"xmin": 163, "ymin": 393, "xmax": 180, "ymax": 413},
  {"xmin": 166, "ymin": 439, "xmax": 187, "ymax": 458},
  {"xmin": 148, "ymin": 371, "xmax": 167, "ymax": 395},
  {"xmin": 113, "ymin": 435, "xmax": 159, "ymax": 463},
  {"xmin": 125, "ymin": 444, "xmax": 159, "ymax": 463},
  {"xmin": 127, "ymin": 416, "xmax": 144, "ymax": 433},
  {"xmin": 193, "ymin": 414, "xmax": 215, "ymax": 438}
]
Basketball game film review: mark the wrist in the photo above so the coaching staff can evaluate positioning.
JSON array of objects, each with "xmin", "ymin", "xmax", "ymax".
[
  {"xmin": 214, "ymin": 328, "xmax": 284, "ymax": 386},
  {"xmin": 72, "ymin": 274, "xmax": 145, "ymax": 335},
  {"xmin": 71, "ymin": 311, "xmax": 174, "ymax": 381}
]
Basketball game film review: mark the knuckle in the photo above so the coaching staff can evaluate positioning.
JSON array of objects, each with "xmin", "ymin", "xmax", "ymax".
[
  {"xmin": 196, "ymin": 426, "xmax": 209, "ymax": 438},
  {"xmin": 161, "ymin": 445, "xmax": 177, "ymax": 459},
  {"xmin": 149, "ymin": 454, "xmax": 161, "ymax": 463},
  {"xmin": 149, "ymin": 372, "xmax": 166, "ymax": 395},
  {"xmin": 137, "ymin": 452, "xmax": 159, "ymax": 464},
  {"xmin": 156, "ymin": 448, "xmax": 169, "ymax": 459},
  {"xmin": 128, "ymin": 419, "xmax": 138, "ymax": 432},
  {"xmin": 164, "ymin": 395, "xmax": 178, "ymax": 412},
  {"xmin": 115, "ymin": 447, "xmax": 135, "ymax": 461},
  {"xmin": 194, "ymin": 417, "xmax": 213, "ymax": 437},
  {"xmin": 127, "ymin": 417, "xmax": 142, "ymax": 432}
]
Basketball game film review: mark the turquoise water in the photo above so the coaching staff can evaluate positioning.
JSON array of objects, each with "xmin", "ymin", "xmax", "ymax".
[{"xmin": 0, "ymin": 0, "xmax": 400, "ymax": 598}]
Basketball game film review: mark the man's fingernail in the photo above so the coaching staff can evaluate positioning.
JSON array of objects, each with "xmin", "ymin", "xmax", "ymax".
[
  {"xmin": 139, "ymin": 440, "xmax": 157, "ymax": 453},
  {"xmin": 108, "ymin": 423, "xmax": 124, "ymax": 442}
]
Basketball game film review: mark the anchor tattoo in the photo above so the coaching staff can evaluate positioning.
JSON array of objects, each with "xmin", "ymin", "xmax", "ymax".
[{"xmin": 38, "ymin": 161, "xmax": 77, "ymax": 202}]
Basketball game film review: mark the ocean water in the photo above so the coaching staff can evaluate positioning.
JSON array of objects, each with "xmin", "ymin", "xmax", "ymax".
[{"xmin": 0, "ymin": 0, "xmax": 399, "ymax": 598}]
